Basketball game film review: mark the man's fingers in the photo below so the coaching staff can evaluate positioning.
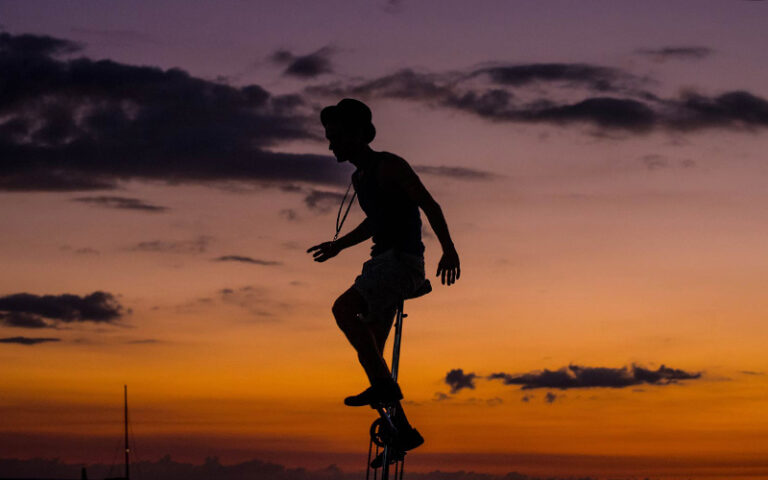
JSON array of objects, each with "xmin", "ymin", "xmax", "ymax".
[
  {"xmin": 457, "ymin": 266, "xmax": 461, "ymax": 280},
  {"xmin": 307, "ymin": 244, "xmax": 321, "ymax": 253}
]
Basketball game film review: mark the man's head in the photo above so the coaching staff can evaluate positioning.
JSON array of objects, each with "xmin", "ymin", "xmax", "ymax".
[{"xmin": 320, "ymin": 98, "xmax": 376, "ymax": 163}]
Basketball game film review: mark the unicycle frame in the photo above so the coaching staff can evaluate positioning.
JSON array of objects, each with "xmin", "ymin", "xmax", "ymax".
[{"xmin": 368, "ymin": 297, "xmax": 407, "ymax": 480}]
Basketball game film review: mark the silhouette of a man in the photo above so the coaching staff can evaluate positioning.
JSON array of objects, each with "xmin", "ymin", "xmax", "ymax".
[{"xmin": 308, "ymin": 98, "xmax": 460, "ymax": 461}]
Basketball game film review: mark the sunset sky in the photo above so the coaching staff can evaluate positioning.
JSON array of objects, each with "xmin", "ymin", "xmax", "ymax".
[{"xmin": 2, "ymin": 2, "xmax": 768, "ymax": 479}]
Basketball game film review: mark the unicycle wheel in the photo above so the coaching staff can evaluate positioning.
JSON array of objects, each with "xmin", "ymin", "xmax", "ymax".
[{"xmin": 369, "ymin": 417, "xmax": 396, "ymax": 447}]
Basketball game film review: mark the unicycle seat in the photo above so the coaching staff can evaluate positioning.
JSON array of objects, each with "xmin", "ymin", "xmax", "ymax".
[{"xmin": 405, "ymin": 280, "xmax": 432, "ymax": 300}]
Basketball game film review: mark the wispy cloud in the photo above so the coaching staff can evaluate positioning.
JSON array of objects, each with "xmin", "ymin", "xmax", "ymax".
[
  {"xmin": 635, "ymin": 46, "xmax": 714, "ymax": 61},
  {"xmin": 413, "ymin": 165, "xmax": 501, "ymax": 180},
  {"xmin": 270, "ymin": 46, "xmax": 336, "ymax": 79},
  {"xmin": 72, "ymin": 195, "xmax": 168, "ymax": 212},
  {"xmin": 213, "ymin": 255, "xmax": 282, "ymax": 266},
  {"xmin": 126, "ymin": 235, "xmax": 213, "ymax": 254}
]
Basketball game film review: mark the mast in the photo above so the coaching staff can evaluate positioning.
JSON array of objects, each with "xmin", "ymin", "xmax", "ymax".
[{"xmin": 124, "ymin": 385, "xmax": 130, "ymax": 480}]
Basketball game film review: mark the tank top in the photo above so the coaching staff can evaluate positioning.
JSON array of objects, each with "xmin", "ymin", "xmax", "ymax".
[{"xmin": 352, "ymin": 152, "xmax": 425, "ymax": 257}]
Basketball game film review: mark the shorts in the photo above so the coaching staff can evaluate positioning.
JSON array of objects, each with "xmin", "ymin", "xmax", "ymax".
[{"xmin": 352, "ymin": 248, "xmax": 426, "ymax": 324}]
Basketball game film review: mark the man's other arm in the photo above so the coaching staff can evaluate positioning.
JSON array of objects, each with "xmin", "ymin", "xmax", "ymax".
[
  {"xmin": 307, "ymin": 219, "xmax": 372, "ymax": 262},
  {"xmin": 335, "ymin": 218, "xmax": 373, "ymax": 250},
  {"xmin": 381, "ymin": 157, "xmax": 460, "ymax": 285}
]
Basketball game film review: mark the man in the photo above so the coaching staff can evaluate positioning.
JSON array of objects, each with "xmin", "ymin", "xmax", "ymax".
[{"xmin": 307, "ymin": 98, "xmax": 460, "ymax": 463}]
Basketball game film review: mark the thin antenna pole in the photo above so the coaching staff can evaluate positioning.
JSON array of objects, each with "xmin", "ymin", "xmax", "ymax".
[{"xmin": 124, "ymin": 385, "xmax": 129, "ymax": 480}]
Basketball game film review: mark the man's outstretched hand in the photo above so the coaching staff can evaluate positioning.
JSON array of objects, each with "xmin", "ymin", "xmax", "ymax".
[
  {"xmin": 436, "ymin": 248, "xmax": 460, "ymax": 286},
  {"xmin": 307, "ymin": 241, "xmax": 341, "ymax": 262}
]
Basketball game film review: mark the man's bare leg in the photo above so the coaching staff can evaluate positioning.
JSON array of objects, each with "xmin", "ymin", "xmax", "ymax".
[
  {"xmin": 332, "ymin": 287, "xmax": 392, "ymax": 384},
  {"xmin": 370, "ymin": 308, "xmax": 413, "ymax": 431}
]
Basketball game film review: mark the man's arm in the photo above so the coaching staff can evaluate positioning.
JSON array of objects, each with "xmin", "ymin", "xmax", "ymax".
[
  {"xmin": 334, "ymin": 218, "xmax": 373, "ymax": 250},
  {"xmin": 307, "ymin": 219, "xmax": 372, "ymax": 262},
  {"xmin": 380, "ymin": 157, "xmax": 460, "ymax": 285}
]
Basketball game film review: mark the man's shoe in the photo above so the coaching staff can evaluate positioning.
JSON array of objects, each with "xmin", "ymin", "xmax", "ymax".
[
  {"xmin": 369, "ymin": 427, "xmax": 424, "ymax": 468},
  {"xmin": 344, "ymin": 379, "xmax": 403, "ymax": 407},
  {"xmin": 395, "ymin": 426, "xmax": 424, "ymax": 451}
]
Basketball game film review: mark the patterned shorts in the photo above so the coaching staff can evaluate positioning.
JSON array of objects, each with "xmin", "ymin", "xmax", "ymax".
[{"xmin": 352, "ymin": 249, "xmax": 426, "ymax": 324}]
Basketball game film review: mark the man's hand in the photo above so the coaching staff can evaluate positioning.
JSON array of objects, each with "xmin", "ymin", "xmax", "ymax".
[
  {"xmin": 436, "ymin": 248, "xmax": 460, "ymax": 285},
  {"xmin": 307, "ymin": 241, "xmax": 341, "ymax": 262}
]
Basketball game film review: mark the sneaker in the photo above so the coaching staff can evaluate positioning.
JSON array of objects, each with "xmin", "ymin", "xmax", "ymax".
[
  {"xmin": 394, "ymin": 426, "xmax": 424, "ymax": 451},
  {"xmin": 344, "ymin": 379, "xmax": 403, "ymax": 407},
  {"xmin": 370, "ymin": 427, "xmax": 424, "ymax": 468}
]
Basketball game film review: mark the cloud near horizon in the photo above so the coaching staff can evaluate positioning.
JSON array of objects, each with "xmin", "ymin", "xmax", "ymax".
[
  {"xmin": 445, "ymin": 368, "xmax": 477, "ymax": 393},
  {"xmin": 0, "ymin": 291, "xmax": 127, "ymax": 329},
  {"xmin": 0, "ymin": 336, "xmax": 61, "ymax": 345},
  {"xmin": 487, "ymin": 364, "xmax": 702, "ymax": 390}
]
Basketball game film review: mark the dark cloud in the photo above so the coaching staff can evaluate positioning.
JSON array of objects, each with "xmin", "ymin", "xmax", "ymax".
[
  {"xmin": 308, "ymin": 64, "xmax": 768, "ymax": 134},
  {"xmin": 544, "ymin": 392, "xmax": 557, "ymax": 403},
  {"xmin": 413, "ymin": 165, "xmax": 500, "ymax": 180},
  {"xmin": 0, "ymin": 31, "xmax": 80, "ymax": 57},
  {"xmin": 445, "ymin": 368, "xmax": 477, "ymax": 393},
  {"xmin": 126, "ymin": 235, "xmax": 213, "ymax": 254},
  {"xmin": 0, "ymin": 311, "xmax": 49, "ymax": 328},
  {"xmin": 308, "ymin": 68, "xmax": 454, "ymax": 102},
  {"xmin": 0, "ymin": 32, "xmax": 347, "ymax": 192},
  {"xmin": 72, "ymin": 195, "xmax": 168, "ymax": 212},
  {"xmin": 473, "ymin": 63, "xmax": 633, "ymax": 91},
  {"xmin": 670, "ymin": 90, "xmax": 768, "ymax": 131},
  {"xmin": 0, "ymin": 336, "xmax": 61, "ymax": 345},
  {"xmin": 636, "ymin": 46, "xmax": 714, "ymax": 61},
  {"xmin": 488, "ymin": 364, "xmax": 702, "ymax": 390},
  {"xmin": 0, "ymin": 291, "xmax": 126, "ymax": 328},
  {"xmin": 270, "ymin": 46, "xmax": 335, "ymax": 78},
  {"xmin": 213, "ymin": 255, "xmax": 282, "ymax": 266}
]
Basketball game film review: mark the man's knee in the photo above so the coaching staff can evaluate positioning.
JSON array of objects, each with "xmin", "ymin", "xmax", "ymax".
[
  {"xmin": 333, "ymin": 297, "xmax": 355, "ymax": 331},
  {"xmin": 334, "ymin": 289, "xmax": 364, "ymax": 316}
]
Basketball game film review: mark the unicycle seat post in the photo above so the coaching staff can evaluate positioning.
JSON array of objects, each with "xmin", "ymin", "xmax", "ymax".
[{"xmin": 368, "ymin": 280, "xmax": 431, "ymax": 480}]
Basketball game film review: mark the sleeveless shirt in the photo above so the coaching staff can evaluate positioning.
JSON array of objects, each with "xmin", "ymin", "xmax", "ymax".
[{"xmin": 352, "ymin": 152, "xmax": 425, "ymax": 257}]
